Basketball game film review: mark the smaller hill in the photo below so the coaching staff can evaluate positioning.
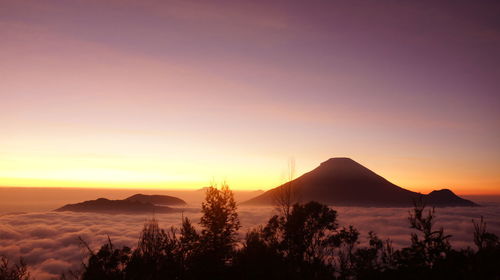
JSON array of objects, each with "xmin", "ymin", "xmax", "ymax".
[
  {"xmin": 124, "ymin": 194, "xmax": 187, "ymax": 206},
  {"xmin": 55, "ymin": 198, "xmax": 179, "ymax": 214},
  {"xmin": 425, "ymin": 189, "xmax": 477, "ymax": 207}
]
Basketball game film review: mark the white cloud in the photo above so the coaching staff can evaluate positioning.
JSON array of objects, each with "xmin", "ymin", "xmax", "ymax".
[{"xmin": 1, "ymin": 204, "xmax": 499, "ymax": 279}]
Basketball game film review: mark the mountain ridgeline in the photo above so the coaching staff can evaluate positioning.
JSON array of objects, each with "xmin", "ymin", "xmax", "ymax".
[
  {"xmin": 243, "ymin": 158, "xmax": 477, "ymax": 207},
  {"xmin": 124, "ymin": 193, "xmax": 186, "ymax": 206},
  {"xmin": 55, "ymin": 194, "xmax": 187, "ymax": 214}
]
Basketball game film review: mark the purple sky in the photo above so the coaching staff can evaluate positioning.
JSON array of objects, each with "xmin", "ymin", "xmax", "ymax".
[{"xmin": 1, "ymin": 0, "xmax": 499, "ymax": 193}]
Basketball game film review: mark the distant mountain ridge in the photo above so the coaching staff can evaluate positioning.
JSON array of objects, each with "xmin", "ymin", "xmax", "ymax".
[
  {"xmin": 242, "ymin": 158, "xmax": 477, "ymax": 207},
  {"xmin": 125, "ymin": 194, "xmax": 186, "ymax": 206},
  {"xmin": 55, "ymin": 194, "xmax": 187, "ymax": 214}
]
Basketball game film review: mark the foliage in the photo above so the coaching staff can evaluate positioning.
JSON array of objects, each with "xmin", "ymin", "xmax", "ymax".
[
  {"xmin": 80, "ymin": 235, "xmax": 131, "ymax": 280},
  {"xmin": 250, "ymin": 201, "xmax": 339, "ymax": 279},
  {"xmin": 0, "ymin": 257, "xmax": 30, "ymax": 280},
  {"xmin": 200, "ymin": 183, "xmax": 240, "ymax": 259},
  {"xmin": 473, "ymin": 216, "xmax": 499, "ymax": 250},
  {"xmin": 406, "ymin": 200, "xmax": 451, "ymax": 268},
  {"xmin": 126, "ymin": 219, "xmax": 182, "ymax": 280}
]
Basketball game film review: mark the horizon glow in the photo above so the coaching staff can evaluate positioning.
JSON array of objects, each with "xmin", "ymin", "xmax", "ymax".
[{"xmin": 1, "ymin": 1, "xmax": 499, "ymax": 195}]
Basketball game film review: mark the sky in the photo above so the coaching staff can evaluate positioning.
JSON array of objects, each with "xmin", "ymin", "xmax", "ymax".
[{"xmin": 1, "ymin": 0, "xmax": 499, "ymax": 194}]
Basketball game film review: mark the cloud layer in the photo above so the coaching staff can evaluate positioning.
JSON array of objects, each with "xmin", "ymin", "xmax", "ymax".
[{"xmin": 1, "ymin": 204, "xmax": 499, "ymax": 279}]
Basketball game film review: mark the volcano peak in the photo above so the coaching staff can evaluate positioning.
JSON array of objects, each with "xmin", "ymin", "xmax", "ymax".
[{"xmin": 243, "ymin": 158, "xmax": 477, "ymax": 207}]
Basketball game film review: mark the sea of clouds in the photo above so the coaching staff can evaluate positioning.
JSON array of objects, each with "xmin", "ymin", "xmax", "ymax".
[{"xmin": 0, "ymin": 203, "xmax": 499, "ymax": 279}]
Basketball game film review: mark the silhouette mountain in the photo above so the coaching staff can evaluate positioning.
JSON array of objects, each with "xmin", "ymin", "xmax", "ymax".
[
  {"xmin": 424, "ymin": 189, "xmax": 476, "ymax": 206},
  {"xmin": 242, "ymin": 158, "xmax": 477, "ymax": 207},
  {"xmin": 124, "ymin": 194, "xmax": 187, "ymax": 206},
  {"xmin": 55, "ymin": 196, "xmax": 184, "ymax": 214}
]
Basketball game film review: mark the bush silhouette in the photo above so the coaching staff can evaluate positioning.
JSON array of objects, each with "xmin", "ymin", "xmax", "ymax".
[{"xmin": 79, "ymin": 235, "xmax": 130, "ymax": 280}]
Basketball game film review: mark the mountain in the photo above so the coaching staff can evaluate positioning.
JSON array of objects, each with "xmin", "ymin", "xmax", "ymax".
[
  {"xmin": 55, "ymin": 197, "xmax": 180, "ymax": 214},
  {"xmin": 124, "ymin": 194, "xmax": 187, "ymax": 206},
  {"xmin": 242, "ymin": 158, "xmax": 477, "ymax": 207},
  {"xmin": 424, "ymin": 189, "xmax": 476, "ymax": 206}
]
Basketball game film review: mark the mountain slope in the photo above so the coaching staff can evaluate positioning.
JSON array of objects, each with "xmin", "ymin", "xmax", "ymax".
[{"xmin": 242, "ymin": 158, "xmax": 477, "ymax": 207}]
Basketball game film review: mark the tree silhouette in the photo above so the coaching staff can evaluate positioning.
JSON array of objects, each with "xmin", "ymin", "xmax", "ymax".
[
  {"xmin": 351, "ymin": 231, "xmax": 395, "ymax": 279},
  {"xmin": 0, "ymin": 257, "xmax": 30, "ymax": 280},
  {"xmin": 332, "ymin": 225, "xmax": 360, "ymax": 278},
  {"xmin": 178, "ymin": 216, "xmax": 199, "ymax": 266},
  {"xmin": 80, "ymin": 236, "xmax": 131, "ymax": 280},
  {"xmin": 242, "ymin": 201, "xmax": 339, "ymax": 279},
  {"xmin": 406, "ymin": 199, "xmax": 451, "ymax": 268},
  {"xmin": 190, "ymin": 183, "xmax": 240, "ymax": 278},
  {"xmin": 273, "ymin": 158, "xmax": 299, "ymax": 219},
  {"xmin": 473, "ymin": 216, "xmax": 499, "ymax": 251},
  {"xmin": 200, "ymin": 183, "xmax": 240, "ymax": 256},
  {"xmin": 126, "ymin": 219, "xmax": 182, "ymax": 280}
]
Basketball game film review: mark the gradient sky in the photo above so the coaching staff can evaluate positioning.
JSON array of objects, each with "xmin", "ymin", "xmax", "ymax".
[{"xmin": 1, "ymin": 0, "xmax": 499, "ymax": 194}]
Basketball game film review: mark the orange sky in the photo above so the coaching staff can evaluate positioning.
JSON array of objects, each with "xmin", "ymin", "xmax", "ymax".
[{"xmin": 1, "ymin": 1, "xmax": 499, "ymax": 195}]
